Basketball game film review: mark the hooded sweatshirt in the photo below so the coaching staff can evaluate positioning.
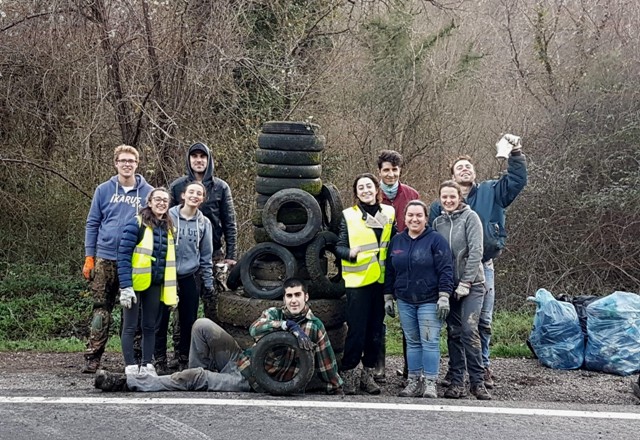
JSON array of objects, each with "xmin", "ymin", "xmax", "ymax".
[
  {"xmin": 85, "ymin": 174, "xmax": 153, "ymax": 260},
  {"xmin": 169, "ymin": 142, "xmax": 238, "ymax": 260},
  {"xmin": 432, "ymin": 203, "xmax": 485, "ymax": 285},
  {"xmin": 168, "ymin": 205, "xmax": 214, "ymax": 290},
  {"xmin": 384, "ymin": 227, "xmax": 454, "ymax": 304}
]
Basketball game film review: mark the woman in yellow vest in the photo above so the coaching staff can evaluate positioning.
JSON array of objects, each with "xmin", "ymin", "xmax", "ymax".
[
  {"xmin": 336, "ymin": 173, "xmax": 396, "ymax": 395},
  {"xmin": 117, "ymin": 187, "xmax": 177, "ymax": 376}
]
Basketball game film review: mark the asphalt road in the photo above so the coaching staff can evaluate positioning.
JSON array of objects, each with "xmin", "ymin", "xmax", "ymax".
[{"xmin": 1, "ymin": 391, "xmax": 640, "ymax": 440}]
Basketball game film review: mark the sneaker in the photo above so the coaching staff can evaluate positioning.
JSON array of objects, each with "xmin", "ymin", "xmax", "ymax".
[
  {"xmin": 138, "ymin": 363, "xmax": 158, "ymax": 376},
  {"xmin": 360, "ymin": 367, "xmax": 381, "ymax": 395},
  {"xmin": 438, "ymin": 370, "xmax": 453, "ymax": 387},
  {"xmin": 398, "ymin": 376, "xmax": 424, "ymax": 397},
  {"xmin": 444, "ymin": 383, "xmax": 467, "ymax": 399},
  {"xmin": 124, "ymin": 364, "xmax": 140, "ymax": 375},
  {"xmin": 81, "ymin": 357, "xmax": 100, "ymax": 374},
  {"xmin": 470, "ymin": 383, "xmax": 492, "ymax": 400},
  {"xmin": 94, "ymin": 370, "xmax": 128, "ymax": 392},
  {"xmin": 483, "ymin": 367, "xmax": 495, "ymax": 389},
  {"xmin": 341, "ymin": 369, "xmax": 359, "ymax": 395},
  {"xmin": 423, "ymin": 379, "xmax": 437, "ymax": 398}
]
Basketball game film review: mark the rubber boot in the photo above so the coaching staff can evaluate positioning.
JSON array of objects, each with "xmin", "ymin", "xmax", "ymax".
[{"xmin": 373, "ymin": 329, "xmax": 386, "ymax": 383}]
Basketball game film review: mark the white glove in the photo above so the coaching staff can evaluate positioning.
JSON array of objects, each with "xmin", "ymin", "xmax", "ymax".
[
  {"xmin": 119, "ymin": 287, "xmax": 137, "ymax": 309},
  {"xmin": 455, "ymin": 283, "xmax": 470, "ymax": 300},
  {"xmin": 384, "ymin": 294, "xmax": 396, "ymax": 318},
  {"xmin": 436, "ymin": 292, "xmax": 450, "ymax": 321},
  {"xmin": 496, "ymin": 133, "xmax": 522, "ymax": 158},
  {"xmin": 504, "ymin": 133, "xmax": 522, "ymax": 151}
]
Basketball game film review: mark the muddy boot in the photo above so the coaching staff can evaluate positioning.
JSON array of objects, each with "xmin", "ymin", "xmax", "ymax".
[
  {"xmin": 94, "ymin": 370, "xmax": 129, "ymax": 392},
  {"xmin": 82, "ymin": 356, "xmax": 100, "ymax": 374},
  {"xmin": 341, "ymin": 369, "xmax": 359, "ymax": 395},
  {"xmin": 633, "ymin": 378, "xmax": 640, "ymax": 399},
  {"xmin": 470, "ymin": 383, "xmax": 492, "ymax": 400},
  {"xmin": 360, "ymin": 367, "xmax": 381, "ymax": 395},
  {"xmin": 373, "ymin": 331, "xmax": 386, "ymax": 383},
  {"xmin": 398, "ymin": 375, "xmax": 424, "ymax": 397},
  {"xmin": 154, "ymin": 355, "xmax": 170, "ymax": 376}
]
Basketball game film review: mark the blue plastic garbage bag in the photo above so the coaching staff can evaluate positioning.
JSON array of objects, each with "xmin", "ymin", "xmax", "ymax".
[
  {"xmin": 528, "ymin": 289, "xmax": 584, "ymax": 370},
  {"xmin": 584, "ymin": 291, "xmax": 640, "ymax": 376}
]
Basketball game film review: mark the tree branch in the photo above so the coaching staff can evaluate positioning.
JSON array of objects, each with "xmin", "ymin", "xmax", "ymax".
[{"xmin": 0, "ymin": 158, "xmax": 92, "ymax": 199}]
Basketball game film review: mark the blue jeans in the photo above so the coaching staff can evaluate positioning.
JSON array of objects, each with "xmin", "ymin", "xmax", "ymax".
[
  {"xmin": 479, "ymin": 260, "xmax": 495, "ymax": 367},
  {"xmin": 397, "ymin": 300, "xmax": 442, "ymax": 380}
]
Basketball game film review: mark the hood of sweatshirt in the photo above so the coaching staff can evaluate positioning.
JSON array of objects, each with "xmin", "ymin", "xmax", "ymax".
[{"xmin": 186, "ymin": 142, "xmax": 215, "ymax": 186}]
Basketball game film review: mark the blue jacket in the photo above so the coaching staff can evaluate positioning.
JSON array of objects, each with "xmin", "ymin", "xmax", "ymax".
[
  {"xmin": 117, "ymin": 217, "xmax": 170, "ymax": 289},
  {"xmin": 384, "ymin": 228, "xmax": 454, "ymax": 304},
  {"xmin": 428, "ymin": 153, "xmax": 527, "ymax": 261},
  {"xmin": 85, "ymin": 174, "xmax": 153, "ymax": 260}
]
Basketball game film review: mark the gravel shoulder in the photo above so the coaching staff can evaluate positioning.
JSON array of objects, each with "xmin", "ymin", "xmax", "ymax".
[{"xmin": 0, "ymin": 352, "xmax": 638, "ymax": 406}]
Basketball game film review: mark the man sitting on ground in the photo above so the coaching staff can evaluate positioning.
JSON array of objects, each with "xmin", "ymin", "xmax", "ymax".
[{"xmin": 94, "ymin": 278, "xmax": 343, "ymax": 394}]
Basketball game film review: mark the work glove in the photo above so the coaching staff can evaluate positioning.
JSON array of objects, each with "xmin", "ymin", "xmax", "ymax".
[
  {"xmin": 384, "ymin": 294, "xmax": 396, "ymax": 318},
  {"xmin": 455, "ymin": 282, "xmax": 471, "ymax": 301},
  {"xmin": 119, "ymin": 287, "xmax": 137, "ymax": 309},
  {"xmin": 504, "ymin": 133, "xmax": 522, "ymax": 152},
  {"xmin": 82, "ymin": 256, "xmax": 95, "ymax": 280},
  {"xmin": 436, "ymin": 292, "xmax": 450, "ymax": 321},
  {"xmin": 283, "ymin": 320, "xmax": 315, "ymax": 351}
]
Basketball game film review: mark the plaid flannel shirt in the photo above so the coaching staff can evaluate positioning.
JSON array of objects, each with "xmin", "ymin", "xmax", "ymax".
[{"xmin": 237, "ymin": 306, "xmax": 343, "ymax": 394}]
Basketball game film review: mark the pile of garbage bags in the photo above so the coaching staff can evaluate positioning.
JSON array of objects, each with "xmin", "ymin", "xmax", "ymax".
[{"xmin": 527, "ymin": 289, "xmax": 640, "ymax": 375}]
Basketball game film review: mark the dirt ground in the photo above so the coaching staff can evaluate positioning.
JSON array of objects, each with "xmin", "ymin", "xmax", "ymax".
[{"xmin": 0, "ymin": 351, "xmax": 638, "ymax": 405}]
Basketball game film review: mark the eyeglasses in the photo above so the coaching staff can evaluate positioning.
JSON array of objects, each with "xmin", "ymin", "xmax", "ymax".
[
  {"xmin": 117, "ymin": 159, "xmax": 137, "ymax": 165},
  {"xmin": 151, "ymin": 197, "xmax": 170, "ymax": 204}
]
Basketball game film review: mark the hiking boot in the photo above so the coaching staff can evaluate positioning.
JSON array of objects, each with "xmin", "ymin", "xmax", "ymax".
[
  {"xmin": 154, "ymin": 358, "xmax": 171, "ymax": 376},
  {"xmin": 398, "ymin": 375, "xmax": 424, "ymax": 397},
  {"xmin": 139, "ymin": 363, "xmax": 158, "ymax": 376},
  {"xmin": 360, "ymin": 367, "xmax": 381, "ymax": 395},
  {"xmin": 373, "ymin": 372, "xmax": 387, "ymax": 383},
  {"xmin": 444, "ymin": 383, "xmax": 467, "ymax": 399},
  {"xmin": 438, "ymin": 369, "xmax": 453, "ymax": 387},
  {"xmin": 94, "ymin": 370, "xmax": 129, "ymax": 392},
  {"xmin": 423, "ymin": 379, "xmax": 437, "ymax": 398},
  {"xmin": 81, "ymin": 357, "xmax": 100, "ymax": 374},
  {"xmin": 483, "ymin": 367, "xmax": 495, "ymax": 389},
  {"xmin": 341, "ymin": 369, "xmax": 359, "ymax": 395},
  {"xmin": 470, "ymin": 383, "xmax": 492, "ymax": 400},
  {"xmin": 177, "ymin": 355, "xmax": 189, "ymax": 372}
]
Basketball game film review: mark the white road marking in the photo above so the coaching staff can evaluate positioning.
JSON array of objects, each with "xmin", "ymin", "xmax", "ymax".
[{"xmin": 0, "ymin": 396, "xmax": 639, "ymax": 420}]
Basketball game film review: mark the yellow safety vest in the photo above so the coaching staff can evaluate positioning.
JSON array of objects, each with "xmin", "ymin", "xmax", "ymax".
[
  {"xmin": 131, "ymin": 217, "xmax": 177, "ymax": 306},
  {"xmin": 341, "ymin": 204, "xmax": 395, "ymax": 288}
]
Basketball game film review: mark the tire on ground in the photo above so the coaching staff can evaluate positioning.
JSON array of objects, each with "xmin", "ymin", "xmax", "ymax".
[
  {"xmin": 250, "ymin": 331, "xmax": 315, "ymax": 395},
  {"xmin": 256, "ymin": 163, "xmax": 322, "ymax": 179},
  {"xmin": 240, "ymin": 242, "xmax": 298, "ymax": 299},
  {"xmin": 257, "ymin": 133, "xmax": 325, "ymax": 152},
  {"xmin": 260, "ymin": 121, "xmax": 321, "ymax": 136},
  {"xmin": 305, "ymin": 231, "xmax": 346, "ymax": 299},
  {"xmin": 256, "ymin": 149, "xmax": 322, "ymax": 166},
  {"xmin": 317, "ymin": 183, "xmax": 344, "ymax": 234},
  {"xmin": 255, "ymin": 176, "xmax": 323, "ymax": 196},
  {"xmin": 262, "ymin": 188, "xmax": 322, "ymax": 246}
]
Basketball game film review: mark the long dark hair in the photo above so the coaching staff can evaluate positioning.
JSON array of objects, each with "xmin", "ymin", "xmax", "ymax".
[
  {"xmin": 139, "ymin": 187, "xmax": 174, "ymax": 231},
  {"xmin": 180, "ymin": 181, "xmax": 207, "ymax": 207}
]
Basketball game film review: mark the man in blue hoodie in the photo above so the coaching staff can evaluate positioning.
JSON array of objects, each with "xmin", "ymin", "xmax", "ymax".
[
  {"xmin": 82, "ymin": 145, "xmax": 153, "ymax": 373},
  {"xmin": 428, "ymin": 134, "xmax": 527, "ymax": 387}
]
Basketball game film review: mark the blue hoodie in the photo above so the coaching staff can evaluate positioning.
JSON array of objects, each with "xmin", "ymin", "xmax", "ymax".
[
  {"xmin": 384, "ymin": 227, "xmax": 454, "ymax": 304},
  {"xmin": 85, "ymin": 174, "xmax": 153, "ymax": 260},
  {"xmin": 168, "ymin": 205, "xmax": 214, "ymax": 290}
]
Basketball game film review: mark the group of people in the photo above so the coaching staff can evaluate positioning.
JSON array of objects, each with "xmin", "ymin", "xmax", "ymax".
[{"xmin": 86, "ymin": 134, "xmax": 530, "ymax": 398}]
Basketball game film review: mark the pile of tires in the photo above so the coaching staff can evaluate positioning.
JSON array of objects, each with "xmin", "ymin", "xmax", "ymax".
[{"xmin": 217, "ymin": 121, "xmax": 347, "ymax": 365}]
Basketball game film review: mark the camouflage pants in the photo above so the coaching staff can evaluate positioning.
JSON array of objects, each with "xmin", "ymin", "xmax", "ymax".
[{"xmin": 85, "ymin": 258, "xmax": 141, "ymax": 361}]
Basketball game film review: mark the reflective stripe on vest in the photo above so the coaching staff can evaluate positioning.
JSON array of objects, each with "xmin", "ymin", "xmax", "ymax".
[
  {"xmin": 131, "ymin": 217, "xmax": 178, "ymax": 306},
  {"xmin": 341, "ymin": 204, "xmax": 395, "ymax": 288}
]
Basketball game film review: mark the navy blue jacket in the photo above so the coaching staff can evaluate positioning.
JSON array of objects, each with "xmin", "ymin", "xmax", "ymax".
[
  {"xmin": 428, "ymin": 153, "xmax": 527, "ymax": 261},
  {"xmin": 384, "ymin": 228, "xmax": 454, "ymax": 304},
  {"xmin": 117, "ymin": 217, "xmax": 170, "ymax": 289}
]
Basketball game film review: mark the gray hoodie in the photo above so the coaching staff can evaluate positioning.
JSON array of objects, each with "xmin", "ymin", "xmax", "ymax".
[
  {"xmin": 432, "ymin": 204, "xmax": 485, "ymax": 285},
  {"xmin": 168, "ymin": 205, "xmax": 214, "ymax": 290}
]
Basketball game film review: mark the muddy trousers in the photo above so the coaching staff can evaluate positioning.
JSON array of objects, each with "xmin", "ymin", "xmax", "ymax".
[
  {"xmin": 446, "ymin": 284, "xmax": 486, "ymax": 385},
  {"xmin": 85, "ymin": 258, "xmax": 119, "ymax": 362},
  {"xmin": 127, "ymin": 318, "xmax": 251, "ymax": 392}
]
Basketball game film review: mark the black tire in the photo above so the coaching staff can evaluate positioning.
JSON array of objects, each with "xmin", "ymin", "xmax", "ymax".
[
  {"xmin": 305, "ymin": 231, "xmax": 346, "ymax": 299},
  {"xmin": 255, "ymin": 176, "xmax": 323, "ymax": 196},
  {"xmin": 252, "ymin": 207, "xmax": 309, "ymax": 227},
  {"xmin": 250, "ymin": 331, "xmax": 315, "ymax": 396},
  {"xmin": 240, "ymin": 243, "xmax": 298, "ymax": 299},
  {"xmin": 327, "ymin": 323, "xmax": 348, "ymax": 353},
  {"xmin": 317, "ymin": 183, "xmax": 344, "ymax": 234},
  {"xmin": 262, "ymin": 189, "xmax": 322, "ymax": 246},
  {"xmin": 261, "ymin": 121, "xmax": 320, "ymax": 135},
  {"xmin": 256, "ymin": 149, "xmax": 322, "ymax": 166},
  {"xmin": 258, "ymin": 133, "xmax": 325, "ymax": 152},
  {"xmin": 256, "ymin": 163, "xmax": 322, "ymax": 179},
  {"xmin": 220, "ymin": 323, "xmax": 254, "ymax": 350},
  {"xmin": 217, "ymin": 292, "xmax": 346, "ymax": 329},
  {"xmin": 227, "ymin": 259, "xmax": 242, "ymax": 290}
]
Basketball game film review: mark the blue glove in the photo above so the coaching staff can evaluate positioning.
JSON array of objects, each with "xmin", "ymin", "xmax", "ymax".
[{"xmin": 284, "ymin": 320, "xmax": 315, "ymax": 351}]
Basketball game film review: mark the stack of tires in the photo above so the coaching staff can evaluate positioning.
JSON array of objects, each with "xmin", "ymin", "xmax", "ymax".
[{"xmin": 217, "ymin": 121, "xmax": 347, "ymax": 363}]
